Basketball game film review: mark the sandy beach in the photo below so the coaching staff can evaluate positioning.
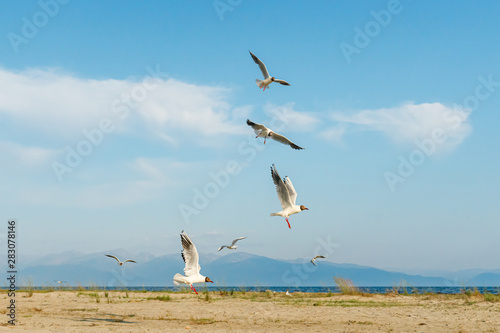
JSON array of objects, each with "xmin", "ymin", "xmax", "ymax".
[{"xmin": 1, "ymin": 290, "xmax": 500, "ymax": 332}]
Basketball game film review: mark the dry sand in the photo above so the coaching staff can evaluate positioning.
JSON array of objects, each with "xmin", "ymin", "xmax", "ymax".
[{"xmin": 1, "ymin": 290, "xmax": 500, "ymax": 332}]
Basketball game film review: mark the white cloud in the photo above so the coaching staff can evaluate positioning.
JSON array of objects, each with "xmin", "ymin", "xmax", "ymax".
[
  {"xmin": 0, "ymin": 67, "xmax": 127, "ymax": 138},
  {"xmin": 131, "ymin": 157, "xmax": 197, "ymax": 186},
  {"xmin": 0, "ymin": 141, "xmax": 60, "ymax": 167},
  {"xmin": 331, "ymin": 102, "xmax": 472, "ymax": 152},
  {"xmin": 0, "ymin": 67, "xmax": 245, "ymax": 144},
  {"xmin": 318, "ymin": 125, "xmax": 346, "ymax": 145},
  {"xmin": 137, "ymin": 79, "xmax": 244, "ymax": 138},
  {"xmin": 263, "ymin": 102, "xmax": 320, "ymax": 132}
]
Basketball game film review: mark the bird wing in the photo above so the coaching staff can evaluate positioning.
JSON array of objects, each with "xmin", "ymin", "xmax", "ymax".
[
  {"xmin": 270, "ymin": 132, "xmax": 304, "ymax": 150},
  {"xmin": 230, "ymin": 236, "xmax": 247, "ymax": 247},
  {"xmin": 283, "ymin": 176, "xmax": 298, "ymax": 205},
  {"xmin": 274, "ymin": 79, "xmax": 290, "ymax": 86},
  {"xmin": 311, "ymin": 259, "xmax": 316, "ymax": 266},
  {"xmin": 180, "ymin": 231, "xmax": 201, "ymax": 277},
  {"xmin": 271, "ymin": 164, "xmax": 293, "ymax": 209},
  {"xmin": 217, "ymin": 246, "xmax": 226, "ymax": 252},
  {"xmin": 314, "ymin": 255, "xmax": 326, "ymax": 259},
  {"xmin": 105, "ymin": 254, "xmax": 121, "ymax": 263},
  {"xmin": 246, "ymin": 119, "xmax": 268, "ymax": 135},
  {"xmin": 249, "ymin": 51, "xmax": 270, "ymax": 79},
  {"xmin": 123, "ymin": 259, "xmax": 137, "ymax": 264}
]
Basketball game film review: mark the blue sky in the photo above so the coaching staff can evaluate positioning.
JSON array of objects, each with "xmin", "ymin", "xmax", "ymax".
[{"xmin": 1, "ymin": 0, "xmax": 499, "ymax": 273}]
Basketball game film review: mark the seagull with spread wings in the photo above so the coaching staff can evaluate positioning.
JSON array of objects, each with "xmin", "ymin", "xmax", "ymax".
[
  {"xmin": 217, "ymin": 236, "xmax": 247, "ymax": 252},
  {"xmin": 310, "ymin": 255, "xmax": 326, "ymax": 266},
  {"xmin": 173, "ymin": 231, "xmax": 213, "ymax": 294},
  {"xmin": 270, "ymin": 164, "xmax": 308, "ymax": 229},
  {"xmin": 247, "ymin": 119, "xmax": 304, "ymax": 150},
  {"xmin": 249, "ymin": 51, "xmax": 290, "ymax": 91},
  {"xmin": 105, "ymin": 254, "xmax": 137, "ymax": 266}
]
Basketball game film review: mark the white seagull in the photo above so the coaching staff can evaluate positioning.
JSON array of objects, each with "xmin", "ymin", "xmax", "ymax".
[
  {"xmin": 105, "ymin": 254, "xmax": 137, "ymax": 266},
  {"xmin": 310, "ymin": 255, "xmax": 326, "ymax": 266},
  {"xmin": 286, "ymin": 290, "xmax": 293, "ymax": 297},
  {"xmin": 247, "ymin": 119, "xmax": 304, "ymax": 150},
  {"xmin": 173, "ymin": 230, "xmax": 213, "ymax": 294},
  {"xmin": 249, "ymin": 51, "xmax": 290, "ymax": 91},
  {"xmin": 217, "ymin": 236, "xmax": 247, "ymax": 252},
  {"xmin": 270, "ymin": 164, "xmax": 308, "ymax": 229}
]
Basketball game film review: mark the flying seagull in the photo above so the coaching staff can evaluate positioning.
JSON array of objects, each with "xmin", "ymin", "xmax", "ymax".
[
  {"xmin": 270, "ymin": 164, "xmax": 308, "ymax": 229},
  {"xmin": 173, "ymin": 230, "xmax": 213, "ymax": 294},
  {"xmin": 217, "ymin": 236, "xmax": 247, "ymax": 252},
  {"xmin": 247, "ymin": 119, "xmax": 304, "ymax": 150},
  {"xmin": 105, "ymin": 254, "xmax": 137, "ymax": 266},
  {"xmin": 249, "ymin": 51, "xmax": 290, "ymax": 91},
  {"xmin": 310, "ymin": 255, "xmax": 326, "ymax": 266}
]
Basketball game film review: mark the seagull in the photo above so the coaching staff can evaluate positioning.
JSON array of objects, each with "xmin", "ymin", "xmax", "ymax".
[
  {"xmin": 217, "ymin": 236, "xmax": 247, "ymax": 252},
  {"xmin": 54, "ymin": 280, "xmax": 67, "ymax": 284},
  {"xmin": 286, "ymin": 290, "xmax": 293, "ymax": 297},
  {"xmin": 247, "ymin": 119, "xmax": 304, "ymax": 150},
  {"xmin": 105, "ymin": 254, "xmax": 137, "ymax": 266},
  {"xmin": 310, "ymin": 255, "xmax": 326, "ymax": 266},
  {"xmin": 270, "ymin": 164, "xmax": 308, "ymax": 229},
  {"xmin": 249, "ymin": 51, "xmax": 290, "ymax": 91},
  {"xmin": 173, "ymin": 230, "xmax": 213, "ymax": 294}
]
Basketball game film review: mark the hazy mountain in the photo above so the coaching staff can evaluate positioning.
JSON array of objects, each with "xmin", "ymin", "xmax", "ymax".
[{"xmin": 15, "ymin": 250, "xmax": 500, "ymax": 287}]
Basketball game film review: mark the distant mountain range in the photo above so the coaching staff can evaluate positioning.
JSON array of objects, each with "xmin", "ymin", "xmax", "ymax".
[{"xmin": 12, "ymin": 250, "xmax": 500, "ymax": 287}]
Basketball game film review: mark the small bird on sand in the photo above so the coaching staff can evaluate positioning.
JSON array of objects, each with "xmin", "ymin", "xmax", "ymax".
[
  {"xmin": 173, "ymin": 231, "xmax": 213, "ymax": 294},
  {"xmin": 247, "ymin": 119, "xmax": 304, "ymax": 150},
  {"xmin": 105, "ymin": 254, "xmax": 137, "ymax": 266},
  {"xmin": 249, "ymin": 51, "xmax": 290, "ymax": 91}
]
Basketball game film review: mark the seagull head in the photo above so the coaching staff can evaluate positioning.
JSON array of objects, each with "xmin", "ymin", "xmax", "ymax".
[
  {"xmin": 300, "ymin": 205, "xmax": 309, "ymax": 211},
  {"xmin": 271, "ymin": 77, "xmax": 275, "ymax": 81},
  {"xmin": 205, "ymin": 277, "xmax": 214, "ymax": 283}
]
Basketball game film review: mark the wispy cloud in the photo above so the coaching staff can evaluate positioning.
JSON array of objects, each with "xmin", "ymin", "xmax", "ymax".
[
  {"xmin": 0, "ymin": 141, "xmax": 59, "ymax": 167},
  {"xmin": 137, "ymin": 79, "xmax": 244, "ymax": 139},
  {"xmin": 331, "ymin": 102, "xmax": 472, "ymax": 152},
  {"xmin": 263, "ymin": 102, "xmax": 320, "ymax": 132},
  {"xmin": 0, "ymin": 67, "xmax": 127, "ymax": 138},
  {"xmin": 0, "ymin": 67, "xmax": 245, "ymax": 145}
]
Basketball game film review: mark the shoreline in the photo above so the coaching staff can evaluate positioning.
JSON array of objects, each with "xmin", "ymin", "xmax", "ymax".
[
  {"xmin": 4, "ymin": 285, "xmax": 500, "ymax": 294},
  {"xmin": 2, "ymin": 290, "xmax": 500, "ymax": 332}
]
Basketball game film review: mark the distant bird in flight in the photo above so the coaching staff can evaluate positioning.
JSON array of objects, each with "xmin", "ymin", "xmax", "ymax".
[
  {"xmin": 105, "ymin": 254, "xmax": 137, "ymax": 266},
  {"xmin": 217, "ymin": 236, "xmax": 247, "ymax": 252},
  {"xmin": 270, "ymin": 164, "xmax": 308, "ymax": 229},
  {"xmin": 310, "ymin": 255, "xmax": 326, "ymax": 266},
  {"xmin": 247, "ymin": 119, "xmax": 304, "ymax": 150},
  {"xmin": 173, "ymin": 230, "xmax": 213, "ymax": 294},
  {"xmin": 249, "ymin": 51, "xmax": 290, "ymax": 91}
]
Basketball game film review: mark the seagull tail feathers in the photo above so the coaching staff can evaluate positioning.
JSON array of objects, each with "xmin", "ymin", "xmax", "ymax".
[
  {"xmin": 270, "ymin": 213, "xmax": 280, "ymax": 217},
  {"xmin": 255, "ymin": 79, "xmax": 264, "ymax": 88},
  {"xmin": 173, "ymin": 273, "xmax": 184, "ymax": 285}
]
